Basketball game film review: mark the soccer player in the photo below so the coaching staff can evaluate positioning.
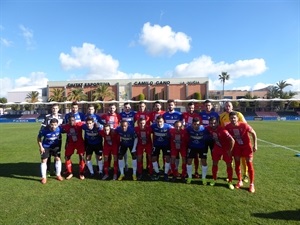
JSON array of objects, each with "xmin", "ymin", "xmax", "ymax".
[
  {"xmin": 82, "ymin": 116, "xmax": 104, "ymax": 178},
  {"xmin": 134, "ymin": 117, "xmax": 153, "ymax": 180},
  {"xmin": 119, "ymin": 102, "xmax": 136, "ymax": 127},
  {"xmin": 61, "ymin": 115, "xmax": 86, "ymax": 180},
  {"xmin": 115, "ymin": 120, "xmax": 138, "ymax": 181},
  {"xmin": 182, "ymin": 102, "xmax": 201, "ymax": 178},
  {"xmin": 225, "ymin": 112, "xmax": 257, "ymax": 193},
  {"xmin": 37, "ymin": 118, "xmax": 63, "ymax": 184},
  {"xmin": 163, "ymin": 99, "xmax": 183, "ymax": 126},
  {"xmin": 149, "ymin": 101, "xmax": 165, "ymax": 124},
  {"xmin": 150, "ymin": 115, "xmax": 173, "ymax": 181},
  {"xmin": 41, "ymin": 104, "xmax": 64, "ymax": 177},
  {"xmin": 101, "ymin": 103, "xmax": 121, "ymax": 129},
  {"xmin": 85, "ymin": 104, "xmax": 102, "ymax": 125},
  {"xmin": 64, "ymin": 101, "xmax": 85, "ymax": 123},
  {"xmin": 207, "ymin": 117, "xmax": 235, "ymax": 189},
  {"xmin": 219, "ymin": 101, "xmax": 249, "ymax": 183},
  {"xmin": 169, "ymin": 120, "xmax": 188, "ymax": 182},
  {"xmin": 134, "ymin": 101, "xmax": 150, "ymax": 126},
  {"xmin": 99, "ymin": 124, "xmax": 119, "ymax": 180},
  {"xmin": 186, "ymin": 117, "xmax": 210, "ymax": 184}
]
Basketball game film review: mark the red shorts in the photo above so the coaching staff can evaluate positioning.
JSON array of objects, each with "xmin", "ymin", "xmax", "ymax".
[
  {"xmin": 212, "ymin": 147, "xmax": 232, "ymax": 163},
  {"xmin": 232, "ymin": 145, "xmax": 253, "ymax": 158},
  {"xmin": 103, "ymin": 145, "xmax": 118, "ymax": 156},
  {"xmin": 65, "ymin": 142, "xmax": 85, "ymax": 156},
  {"xmin": 136, "ymin": 144, "xmax": 152, "ymax": 156},
  {"xmin": 171, "ymin": 148, "xmax": 187, "ymax": 158}
]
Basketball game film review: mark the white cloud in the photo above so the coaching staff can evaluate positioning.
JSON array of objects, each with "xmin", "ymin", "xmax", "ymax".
[
  {"xmin": 59, "ymin": 43, "xmax": 120, "ymax": 79},
  {"xmin": 0, "ymin": 77, "xmax": 13, "ymax": 97},
  {"xmin": 0, "ymin": 38, "xmax": 13, "ymax": 47},
  {"xmin": 19, "ymin": 24, "xmax": 35, "ymax": 48},
  {"xmin": 252, "ymin": 82, "xmax": 271, "ymax": 90},
  {"xmin": 15, "ymin": 72, "xmax": 48, "ymax": 87},
  {"xmin": 139, "ymin": 22, "xmax": 191, "ymax": 56},
  {"xmin": 285, "ymin": 78, "xmax": 300, "ymax": 92}
]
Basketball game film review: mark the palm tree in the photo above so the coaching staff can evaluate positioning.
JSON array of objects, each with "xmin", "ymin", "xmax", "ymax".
[
  {"xmin": 49, "ymin": 88, "xmax": 66, "ymax": 102},
  {"xmin": 0, "ymin": 97, "xmax": 7, "ymax": 114},
  {"xmin": 67, "ymin": 88, "xmax": 87, "ymax": 101},
  {"xmin": 26, "ymin": 91, "xmax": 39, "ymax": 103},
  {"xmin": 266, "ymin": 86, "xmax": 279, "ymax": 99},
  {"xmin": 92, "ymin": 84, "xmax": 115, "ymax": 101},
  {"xmin": 218, "ymin": 72, "xmax": 230, "ymax": 98},
  {"xmin": 276, "ymin": 80, "xmax": 292, "ymax": 98}
]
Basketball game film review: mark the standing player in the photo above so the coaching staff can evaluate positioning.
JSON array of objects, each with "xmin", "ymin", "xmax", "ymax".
[
  {"xmin": 169, "ymin": 120, "xmax": 188, "ymax": 182},
  {"xmin": 120, "ymin": 102, "xmax": 136, "ymax": 127},
  {"xmin": 134, "ymin": 101, "xmax": 150, "ymax": 126},
  {"xmin": 41, "ymin": 104, "xmax": 64, "ymax": 177},
  {"xmin": 134, "ymin": 117, "xmax": 153, "ymax": 180},
  {"xmin": 82, "ymin": 116, "xmax": 104, "ymax": 178},
  {"xmin": 61, "ymin": 115, "xmax": 86, "ymax": 180},
  {"xmin": 151, "ymin": 115, "xmax": 173, "ymax": 181},
  {"xmin": 219, "ymin": 101, "xmax": 249, "ymax": 183},
  {"xmin": 115, "ymin": 120, "xmax": 138, "ymax": 181},
  {"xmin": 85, "ymin": 104, "xmax": 102, "ymax": 124},
  {"xmin": 207, "ymin": 117, "xmax": 235, "ymax": 189},
  {"xmin": 163, "ymin": 99, "xmax": 183, "ymax": 126},
  {"xmin": 149, "ymin": 101, "xmax": 165, "ymax": 124},
  {"xmin": 37, "ymin": 118, "xmax": 63, "ymax": 184},
  {"xmin": 101, "ymin": 103, "xmax": 121, "ymax": 129},
  {"xmin": 225, "ymin": 112, "xmax": 257, "ymax": 193},
  {"xmin": 100, "ymin": 124, "xmax": 119, "ymax": 180},
  {"xmin": 186, "ymin": 118, "xmax": 210, "ymax": 184},
  {"xmin": 64, "ymin": 101, "xmax": 85, "ymax": 123}
]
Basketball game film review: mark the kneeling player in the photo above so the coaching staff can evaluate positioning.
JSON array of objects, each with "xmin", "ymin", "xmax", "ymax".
[
  {"xmin": 37, "ymin": 118, "xmax": 63, "ymax": 184},
  {"xmin": 207, "ymin": 117, "xmax": 235, "ymax": 189}
]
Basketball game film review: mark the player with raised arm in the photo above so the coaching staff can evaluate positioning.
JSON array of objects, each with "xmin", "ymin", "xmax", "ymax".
[
  {"xmin": 37, "ymin": 118, "xmax": 63, "ymax": 184},
  {"xmin": 207, "ymin": 117, "xmax": 235, "ymax": 189},
  {"xmin": 82, "ymin": 116, "xmax": 104, "ymax": 178},
  {"xmin": 225, "ymin": 112, "xmax": 257, "ymax": 193},
  {"xmin": 186, "ymin": 117, "xmax": 210, "ymax": 184}
]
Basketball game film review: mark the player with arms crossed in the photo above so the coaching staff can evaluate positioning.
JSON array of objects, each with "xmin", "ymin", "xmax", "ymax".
[
  {"xmin": 225, "ymin": 112, "xmax": 257, "ymax": 193},
  {"xmin": 207, "ymin": 117, "xmax": 235, "ymax": 189},
  {"xmin": 37, "ymin": 118, "xmax": 64, "ymax": 184}
]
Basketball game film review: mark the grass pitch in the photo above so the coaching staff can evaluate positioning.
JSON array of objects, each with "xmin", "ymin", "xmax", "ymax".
[{"xmin": 0, "ymin": 121, "xmax": 299, "ymax": 224}]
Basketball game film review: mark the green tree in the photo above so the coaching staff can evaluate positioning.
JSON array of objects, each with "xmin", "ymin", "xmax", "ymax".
[
  {"xmin": 138, "ymin": 93, "xmax": 145, "ymax": 100},
  {"xmin": 218, "ymin": 72, "xmax": 230, "ymax": 98},
  {"xmin": 26, "ymin": 91, "xmax": 39, "ymax": 103},
  {"xmin": 0, "ymin": 97, "xmax": 7, "ymax": 114},
  {"xmin": 193, "ymin": 92, "xmax": 201, "ymax": 100},
  {"xmin": 49, "ymin": 88, "xmax": 66, "ymax": 102},
  {"xmin": 276, "ymin": 80, "xmax": 291, "ymax": 98},
  {"xmin": 266, "ymin": 86, "xmax": 279, "ymax": 99},
  {"xmin": 67, "ymin": 88, "xmax": 87, "ymax": 101},
  {"xmin": 92, "ymin": 84, "xmax": 115, "ymax": 101}
]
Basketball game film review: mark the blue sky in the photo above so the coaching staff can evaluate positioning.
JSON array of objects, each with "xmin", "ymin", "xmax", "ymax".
[{"xmin": 0, "ymin": 0, "xmax": 299, "ymax": 97}]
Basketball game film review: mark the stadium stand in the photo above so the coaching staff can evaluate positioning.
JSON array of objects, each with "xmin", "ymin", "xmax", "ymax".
[{"xmin": 255, "ymin": 111, "xmax": 279, "ymax": 117}]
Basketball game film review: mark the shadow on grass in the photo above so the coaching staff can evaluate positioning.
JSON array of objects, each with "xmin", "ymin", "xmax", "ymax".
[
  {"xmin": 252, "ymin": 209, "xmax": 300, "ymax": 221},
  {"xmin": 0, "ymin": 162, "xmax": 40, "ymax": 181}
]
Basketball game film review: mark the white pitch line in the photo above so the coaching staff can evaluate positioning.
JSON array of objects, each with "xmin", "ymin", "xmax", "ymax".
[{"xmin": 258, "ymin": 138, "xmax": 300, "ymax": 153}]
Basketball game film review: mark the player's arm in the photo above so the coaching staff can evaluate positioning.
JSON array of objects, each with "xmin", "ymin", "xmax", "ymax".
[
  {"xmin": 227, "ymin": 134, "xmax": 235, "ymax": 155},
  {"xmin": 248, "ymin": 128, "xmax": 258, "ymax": 152},
  {"xmin": 37, "ymin": 133, "xmax": 45, "ymax": 155}
]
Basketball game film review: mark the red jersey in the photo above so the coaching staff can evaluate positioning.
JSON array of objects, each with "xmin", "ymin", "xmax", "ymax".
[
  {"xmin": 134, "ymin": 111, "xmax": 150, "ymax": 126},
  {"xmin": 149, "ymin": 110, "xmax": 165, "ymax": 124},
  {"xmin": 61, "ymin": 122, "xmax": 84, "ymax": 144},
  {"xmin": 206, "ymin": 126, "xmax": 233, "ymax": 150},
  {"xmin": 169, "ymin": 128, "xmax": 188, "ymax": 150},
  {"xmin": 99, "ymin": 130, "xmax": 120, "ymax": 148},
  {"xmin": 101, "ymin": 113, "xmax": 121, "ymax": 129},
  {"xmin": 182, "ymin": 112, "xmax": 201, "ymax": 127},
  {"xmin": 225, "ymin": 122, "xmax": 253, "ymax": 148},
  {"xmin": 134, "ymin": 126, "xmax": 152, "ymax": 146}
]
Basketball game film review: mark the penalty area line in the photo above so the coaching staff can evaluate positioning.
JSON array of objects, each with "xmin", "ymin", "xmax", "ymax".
[{"xmin": 258, "ymin": 138, "xmax": 300, "ymax": 153}]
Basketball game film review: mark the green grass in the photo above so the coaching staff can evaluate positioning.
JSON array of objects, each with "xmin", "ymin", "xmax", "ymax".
[{"xmin": 0, "ymin": 121, "xmax": 299, "ymax": 224}]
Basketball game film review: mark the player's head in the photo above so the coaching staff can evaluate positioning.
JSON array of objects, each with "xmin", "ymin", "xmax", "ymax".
[
  {"xmin": 204, "ymin": 100, "xmax": 213, "ymax": 112},
  {"xmin": 138, "ymin": 117, "xmax": 146, "ymax": 128},
  {"xmin": 103, "ymin": 124, "xmax": 111, "ymax": 135},
  {"xmin": 187, "ymin": 102, "xmax": 195, "ymax": 113},
  {"xmin": 138, "ymin": 101, "xmax": 146, "ymax": 112},
  {"xmin": 123, "ymin": 102, "xmax": 131, "ymax": 113},
  {"xmin": 192, "ymin": 117, "xmax": 201, "ymax": 130},
  {"xmin": 174, "ymin": 120, "xmax": 183, "ymax": 130},
  {"xmin": 86, "ymin": 116, "xmax": 94, "ymax": 129},
  {"xmin": 71, "ymin": 102, "xmax": 79, "ymax": 113},
  {"xmin": 156, "ymin": 115, "xmax": 164, "ymax": 127},
  {"xmin": 109, "ymin": 103, "xmax": 117, "ymax": 114},
  {"xmin": 51, "ymin": 104, "xmax": 59, "ymax": 114},
  {"xmin": 224, "ymin": 101, "xmax": 233, "ymax": 113},
  {"xmin": 68, "ymin": 115, "xmax": 76, "ymax": 125},
  {"xmin": 229, "ymin": 111, "xmax": 238, "ymax": 125},
  {"xmin": 120, "ymin": 120, "xmax": 129, "ymax": 131},
  {"xmin": 49, "ymin": 118, "xmax": 59, "ymax": 131},
  {"xmin": 153, "ymin": 101, "xmax": 162, "ymax": 112},
  {"xmin": 167, "ymin": 99, "xmax": 175, "ymax": 112},
  {"xmin": 208, "ymin": 116, "xmax": 218, "ymax": 130},
  {"xmin": 87, "ymin": 104, "xmax": 95, "ymax": 114}
]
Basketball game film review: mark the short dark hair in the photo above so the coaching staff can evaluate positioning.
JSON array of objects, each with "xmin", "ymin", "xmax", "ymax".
[
  {"xmin": 209, "ymin": 116, "xmax": 217, "ymax": 122},
  {"xmin": 85, "ymin": 116, "xmax": 94, "ymax": 122},
  {"xmin": 192, "ymin": 117, "xmax": 200, "ymax": 123},
  {"xmin": 204, "ymin": 99, "xmax": 211, "ymax": 104},
  {"xmin": 229, "ymin": 111, "xmax": 237, "ymax": 117},
  {"xmin": 188, "ymin": 102, "xmax": 194, "ymax": 106},
  {"xmin": 156, "ymin": 115, "xmax": 164, "ymax": 121},
  {"xmin": 49, "ymin": 118, "xmax": 58, "ymax": 124},
  {"xmin": 167, "ymin": 99, "xmax": 175, "ymax": 104},
  {"xmin": 72, "ymin": 101, "xmax": 78, "ymax": 106}
]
